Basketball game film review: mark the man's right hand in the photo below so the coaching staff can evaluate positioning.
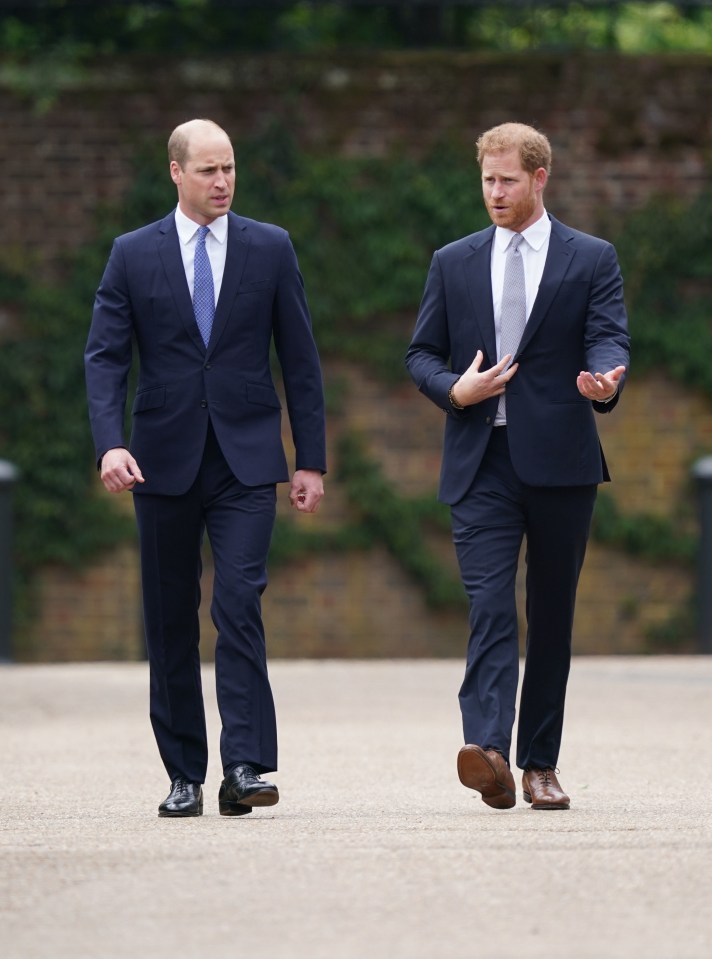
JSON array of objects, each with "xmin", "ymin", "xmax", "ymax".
[
  {"xmin": 100, "ymin": 448, "xmax": 145, "ymax": 494},
  {"xmin": 451, "ymin": 350, "xmax": 519, "ymax": 408}
]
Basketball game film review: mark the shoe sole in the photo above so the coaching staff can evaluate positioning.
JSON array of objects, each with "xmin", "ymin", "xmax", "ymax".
[
  {"xmin": 218, "ymin": 788, "xmax": 279, "ymax": 816},
  {"xmin": 458, "ymin": 745, "xmax": 515, "ymax": 809},
  {"xmin": 219, "ymin": 801, "xmax": 254, "ymax": 817},
  {"xmin": 523, "ymin": 790, "xmax": 570, "ymax": 810},
  {"xmin": 158, "ymin": 805, "xmax": 203, "ymax": 818}
]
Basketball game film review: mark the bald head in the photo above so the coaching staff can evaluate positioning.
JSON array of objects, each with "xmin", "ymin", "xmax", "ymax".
[
  {"xmin": 168, "ymin": 119, "xmax": 232, "ymax": 170},
  {"xmin": 168, "ymin": 119, "xmax": 236, "ymax": 224}
]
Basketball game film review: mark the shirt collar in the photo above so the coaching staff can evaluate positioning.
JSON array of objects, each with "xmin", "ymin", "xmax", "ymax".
[
  {"xmin": 174, "ymin": 205, "xmax": 229, "ymax": 245},
  {"xmin": 494, "ymin": 209, "xmax": 551, "ymax": 253}
]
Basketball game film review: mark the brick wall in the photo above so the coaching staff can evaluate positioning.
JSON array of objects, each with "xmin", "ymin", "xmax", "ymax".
[
  {"xmin": 25, "ymin": 364, "xmax": 707, "ymax": 660},
  {"xmin": 2, "ymin": 52, "xmax": 712, "ymax": 276},
  {"xmin": 3, "ymin": 51, "xmax": 711, "ymax": 658}
]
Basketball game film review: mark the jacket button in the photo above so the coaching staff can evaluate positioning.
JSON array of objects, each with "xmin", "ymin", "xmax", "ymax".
[
  {"xmin": 204, "ymin": 363, "xmax": 212, "ymax": 370},
  {"xmin": 485, "ymin": 416, "xmax": 492, "ymax": 425},
  {"xmin": 200, "ymin": 400, "xmax": 208, "ymax": 408}
]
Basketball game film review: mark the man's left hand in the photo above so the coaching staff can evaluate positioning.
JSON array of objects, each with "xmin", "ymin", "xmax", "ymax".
[
  {"xmin": 577, "ymin": 365, "xmax": 626, "ymax": 402},
  {"xmin": 289, "ymin": 469, "xmax": 324, "ymax": 513}
]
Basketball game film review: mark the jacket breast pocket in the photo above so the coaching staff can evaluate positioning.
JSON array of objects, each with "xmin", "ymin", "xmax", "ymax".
[
  {"xmin": 238, "ymin": 279, "xmax": 271, "ymax": 295},
  {"xmin": 132, "ymin": 386, "xmax": 166, "ymax": 414}
]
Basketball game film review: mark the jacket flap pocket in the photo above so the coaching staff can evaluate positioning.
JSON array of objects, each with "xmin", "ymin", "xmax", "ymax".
[
  {"xmin": 132, "ymin": 386, "xmax": 166, "ymax": 414},
  {"xmin": 246, "ymin": 382, "xmax": 281, "ymax": 409}
]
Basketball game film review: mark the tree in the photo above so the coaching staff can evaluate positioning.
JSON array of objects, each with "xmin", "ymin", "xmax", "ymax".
[{"xmin": 2, "ymin": 2, "xmax": 712, "ymax": 55}]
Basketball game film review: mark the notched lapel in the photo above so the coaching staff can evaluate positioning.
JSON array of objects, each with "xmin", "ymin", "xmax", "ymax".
[
  {"xmin": 157, "ymin": 215, "xmax": 205, "ymax": 353},
  {"xmin": 463, "ymin": 231, "xmax": 497, "ymax": 364},
  {"xmin": 208, "ymin": 216, "xmax": 250, "ymax": 354},
  {"xmin": 518, "ymin": 225, "xmax": 576, "ymax": 353}
]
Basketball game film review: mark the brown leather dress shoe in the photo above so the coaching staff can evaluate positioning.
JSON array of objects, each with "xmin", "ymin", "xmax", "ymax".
[
  {"xmin": 457, "ymin": 744, "xmax": 516, "ymax": 809},
  {"xmin": 522, "ymin": 768, "xmax": 570, "ymax": 810}
]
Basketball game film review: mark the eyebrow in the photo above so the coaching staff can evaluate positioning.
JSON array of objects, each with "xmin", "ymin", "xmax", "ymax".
[{"xmin": 197, "ymin": 161, "xmax": 234, "ymax": 170}]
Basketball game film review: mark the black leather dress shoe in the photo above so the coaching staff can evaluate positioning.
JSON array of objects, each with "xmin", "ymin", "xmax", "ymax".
[
  {"xmin": 218, "ymin": 764, "xmax": 279, "ymax": 817},
  {"xmin": 158, "ymin": 778, "xmax": 203, "ymax": 817}
]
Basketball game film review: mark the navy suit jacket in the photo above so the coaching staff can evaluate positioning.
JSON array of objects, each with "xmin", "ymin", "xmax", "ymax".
[
  {"xmin": 85, "ymin": 210, "xmax": 326, "ymax": 495},
  {"xmin": 406, "ymin": 215, "xmax": 630, "ymax": 505}
]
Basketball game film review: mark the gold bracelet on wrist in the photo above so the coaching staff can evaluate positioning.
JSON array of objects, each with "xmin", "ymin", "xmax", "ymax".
[{"xmin": 448, "ymin": 383, "xmax": 464, "ymax": 410}]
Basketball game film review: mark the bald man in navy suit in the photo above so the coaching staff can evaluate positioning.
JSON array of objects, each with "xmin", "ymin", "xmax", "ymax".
[
  {"xmin": 86, "ymin": 119, "xmax": 326, "ymax": 817},
  {"xmin": 407, "ymin": 123, "xmax": 629, "ymax": 811}
]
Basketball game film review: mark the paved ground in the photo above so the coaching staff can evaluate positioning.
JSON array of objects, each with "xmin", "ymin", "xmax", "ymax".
[{"xmin": 1, "ymin": 657, "xmax": 711, "ymax": 959}]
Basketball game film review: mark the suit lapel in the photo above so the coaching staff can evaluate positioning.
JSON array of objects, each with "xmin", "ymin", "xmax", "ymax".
[
  {"xmin": 156, "ymin": 213, "xmax": 206, "ymax": 353},
  {"xmin": 207, "ymin": 213, "xmax": 250, "ymax": 355},
  {"xmin": 463, "ymin": 227, "xmax": 497, "ymax": 364},
  {"xmin": 517, "ymin": 216, "xmax": 576, "ymax": 354}
]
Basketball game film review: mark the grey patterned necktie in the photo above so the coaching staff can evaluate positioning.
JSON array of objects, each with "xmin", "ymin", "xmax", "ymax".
[
  {"xmin": 193, "ymin": 225, "xmax": 215, "ymax": 347},
  {"xmin": 497, "ymin": 232, "xmax": 526, "ymax": 419}
]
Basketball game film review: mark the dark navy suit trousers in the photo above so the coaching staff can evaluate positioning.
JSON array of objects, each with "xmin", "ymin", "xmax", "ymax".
[
  {"xmin": 133, "ymin": 420, "xmax": 278, "ymax": 784},
  {"xmin": 451, "ymin": 427, "xmax": 597, "ymax": 771}
]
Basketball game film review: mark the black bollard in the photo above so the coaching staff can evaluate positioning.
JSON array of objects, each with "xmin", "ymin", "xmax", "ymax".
[
  {"xmin": 0, "ymin": 459, "xmax": 20, "ymax": 662},
  {"xmin": 691, "ymin": 456, "xmax": 712, "ymax": 654}
]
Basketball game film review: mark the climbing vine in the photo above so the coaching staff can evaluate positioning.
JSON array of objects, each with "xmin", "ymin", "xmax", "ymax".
[{"xmin": 0, "ymin": 125, "xmax": 709, "ymax": 649}]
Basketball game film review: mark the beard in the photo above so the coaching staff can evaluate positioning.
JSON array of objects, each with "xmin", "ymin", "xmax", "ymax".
[{"xmin": 485, "ymin": 186, "xmax": 537, "ymax": 232}]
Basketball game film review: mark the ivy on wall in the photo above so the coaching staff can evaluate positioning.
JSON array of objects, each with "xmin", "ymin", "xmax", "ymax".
[
  {"xmin": 335, "ymin": 432, "xmax": 465, "ymax": 610},
  {"xmin": 0, "ymin": 125, "xmax": 708, "ymax": 649},
  {"xmin": 0, "ymin": 254, "xmax": 135, "ymax": 630},
  {"xmin": 612, "ymin": 191, "xmax": 712, "ymax": 391},
  {"xmin": 592, "ymin": 490, "xmax": 695, "ymax": 566}
]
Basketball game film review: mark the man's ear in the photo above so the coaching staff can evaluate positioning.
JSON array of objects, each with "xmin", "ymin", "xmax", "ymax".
[
  {"xmin": 533, "ymin": 167, "xmax": 548, "ymax": 193},
  {"xmin": 169, "ymin": 160, "xmax": 182, "ymax": 186}
]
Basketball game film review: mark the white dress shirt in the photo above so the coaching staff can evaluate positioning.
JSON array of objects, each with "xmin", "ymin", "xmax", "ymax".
[{"xmin": 174, "ymin": 205, "xmax": 228, "ymax": 305}]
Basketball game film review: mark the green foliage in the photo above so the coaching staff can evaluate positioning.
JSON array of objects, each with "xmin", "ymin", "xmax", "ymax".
[
  {"xmin": 0, "ymin": 46, "xmax": 89, "ymax": 115},
  {"xmin": 0, "ymin": 256, "xmax": 134, "ymax": 628},
  {"xmin": 613, "ymin": 191, "xmax": 712, "ymax": 390},
  {"xmin": 2, "ymin": 2, "xmax": 712, "ymax": 61},
  {"xmin": 269, "ymin": 514, "xmax": 372, "ymax": 566},
  {"xmin": 643, "ymin": 596, "xmax": 697, "ymax": 653},
  {"xmin": 0, "ymin": 1, "xmax": 237, "ymax": 57},
  {"xmin": 467, "ymin": 2, "xmax": 712, "ymax": 52},
  {"xmin": 4, "ymin": 4, "xmax": 711, "ymax": 112},
  {"xmin": 238, "ymin": 127, "xmax": 487, "ymax": 378},
  {"xmin": 2, "ymin": 119, "xmax": 711, "ymax": 646},
  {"xmin": 591, "ymin": 491, "xmax": 696, "ymax": 565},
  {"xmin": 615, "ymin": 2, "xmax": 712, "ymax": 53},
  {"xmin": 336, "ymin": 432, "xmax": 466, "ymax": 610},
  {"xmin": 468, "ymin": 2, "xmax": 618, "ymax": 51},
  {"xmin": 274, "ymin": 2, "xmax": 399, "ymax": 51}
]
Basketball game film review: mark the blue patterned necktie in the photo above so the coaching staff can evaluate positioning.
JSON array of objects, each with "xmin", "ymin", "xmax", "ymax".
[
  {"xmin": 497, "ymin": 232, "xmax": 526, "ymax": 419},
  {"xmin": 193, "ymin": 225, "xmax": 215, "ymax": 347}
]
